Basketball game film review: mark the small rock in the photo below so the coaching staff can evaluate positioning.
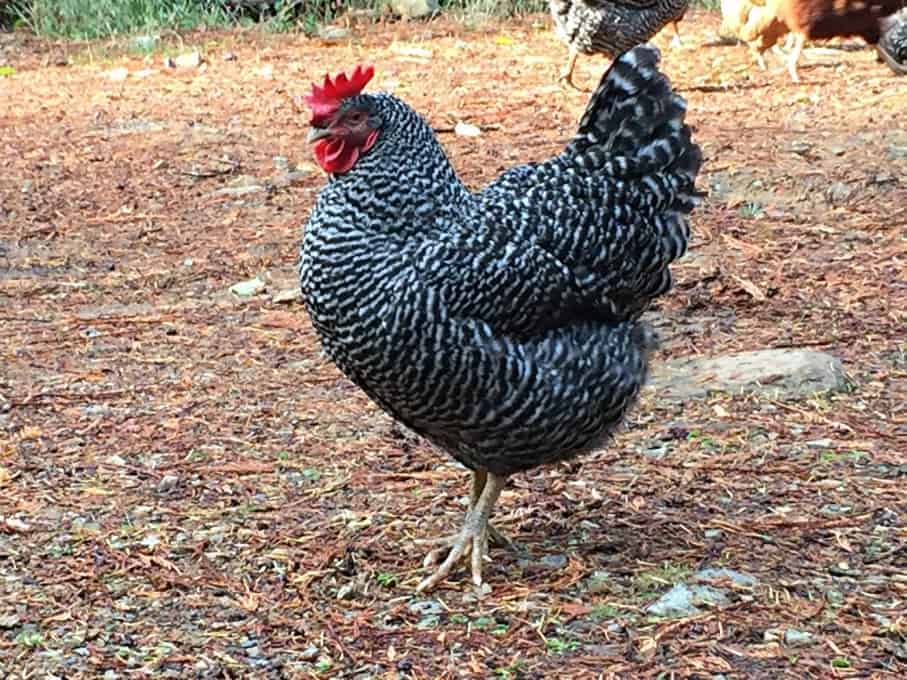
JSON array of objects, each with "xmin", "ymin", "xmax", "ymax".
[
  {"xmin": 271, "ymin": 169, "xmax": 311, "ymax": 188},
  {"xmin": 132, "ymin": 68, "xmax": 156, "ymax": 79},
  {"xmin": 806, "ymin": 438, "xmax": 834, "ymax": 449},
  {"xmin": 0, "ymin": 614, "xmax": 20, "ymax": 628},
  {"xmin": 641, "ymin": 441, "xmax": 670, "ymax": 460},
  {"xmin": 273, "ymin": 156, "xmax": 291, "ymax": 172},
  {"xmin": 173, "ymin": 51, "xmax": 202, "ymax": 69},
  {"xmin": 694, "ymin": 567, "xmax": 757, "ymax": 588},
  {"xmin": 829, "ymin": 562, "xmax": 861, "ymax": 577},
  {"xmin": 140, "ymin": 533, "xmax": 161, "ymax": 548},
  {"xmin": 871, "ymin": 613, "xmax": 892, "ymax": 628},
  {"xmin": 586, "ymin": 570, "xmax": 611, "ymax": 594},
  {"xmin": 820, "ymin": 504, "xmax": 852, "ymax": 516},
  {"xmin": 518, "ymin": 553, "xmax": 567, "ymax": 571},
  {"xmin": 208, "ymin": 185, "xmax": 265, "ymax": 199},
  {"xmin": 889, "ymin": 145, "xmax": 907, "ymax": 160},
  {"xmin": 583, "ymin": 643, "xmax": 623, "ymax": 657},
  {"xmin": 229, "ymin": 276, "xmax": 267, "ymax": 298},
  {"xmin": 131, "ymin": 35, "xmax": 158, "ymax": 50},
  {"xmin": 318, "ymin": 26, "xmax": 350, "ymax": 42},
  {"xmin": 826, "ymin": 182, "xmax": 854, "ymax": 205},
  {"xmin": 408, "ymin": 599, "xmax": 444, "ymax": 617},
  {"xmin": 5, "ymin": 517, "xmax": 30, "ymax": 532},
  {"xmin": 704, "ymin": 529, "xmax": 723, "ymax": 539},
  {"xmin": 784, "ymin": 629, "xmax": 815, "ymax": 646},
  {"xmin": 106, "ymin": 454, "xmax": 126, "ymax": 466},
  {"xmin": 157, "ymin": 475, "xmax": 179, "ymax": 493},
  {"xmin": 391, "ymin": 0, "xmax": 440, "ymax": 19},
  {"xmin": 104, "ymin": 67, "xmax": 129, "ymax": 81},
  {"xmin": 646, "ymin": 584, "xmax": 728, "ymax": 618},
  {"xmin": 272, "ymin": 287, "xmax": 302, "ymax": 304},
  {"xmin": 763, "ymin": 628, "xmax": 781, "ymax": 642},
  {"xmin": 223, "ymin": 51, "xmax": 237, "ymax": 61},
  {"xmin": 83, "ymin": 404, "xmax": 112, "ymax": 417},
  {"xmin": 299, "ymin": 644, "xmax": 319, "ymax": 661},
  {"xmin": 336, "ymin": 583, "xmax": 356, "ymax": 600},
  {"xmin": 454, "ymin": 121, "xmax": 481, "ymax": 137},
  {"xmin": 824, "ymin": 588, "xmax": 844, "ymax": 605},
  {"xmin": 540, "ymin": 554, "xmax": 568, "ymax": 570}
]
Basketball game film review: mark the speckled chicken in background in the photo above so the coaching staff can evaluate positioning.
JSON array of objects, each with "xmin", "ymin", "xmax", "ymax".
[
  {"xmin": 299, "ymin": 46, "xmax": 701, "ymax": 592},
  {"xmin": 550, "ymin": 0, "xmax": 690, "ymax": 88},
  {"xmin": 878, "ymin": 9, "xmax": 907, "ymax": 74}
]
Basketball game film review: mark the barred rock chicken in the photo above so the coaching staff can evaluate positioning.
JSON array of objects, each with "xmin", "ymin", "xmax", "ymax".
[
  {"xmin": 550, "ymin": 0, "xmax": 690, "ymax": 89},
  {"xmin": 299, "ymin": 47, "xmax": 701, "ymax": 592},
  {"xmin": 878, "ymin": 9, "xmax": 907, "ymax": 74}
]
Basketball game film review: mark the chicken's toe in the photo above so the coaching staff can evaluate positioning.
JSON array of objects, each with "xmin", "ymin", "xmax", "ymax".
[
  {"xmin": 416, "ymin": 472, "xmax": 507, "ymax": 592},
  {"xmin": 416, "ymin": 526, "xmax": 478, "ymax": 592}
]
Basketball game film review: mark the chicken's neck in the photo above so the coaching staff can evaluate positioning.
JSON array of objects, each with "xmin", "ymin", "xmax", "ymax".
[{"xmin": 318, "ymin": 108, "xmax": 474, "ymax": 240}]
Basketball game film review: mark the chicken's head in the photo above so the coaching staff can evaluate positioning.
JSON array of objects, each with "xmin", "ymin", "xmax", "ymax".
[{"xmin": 304, "ymin": 65, "xmax": 380, "ymax": 175}]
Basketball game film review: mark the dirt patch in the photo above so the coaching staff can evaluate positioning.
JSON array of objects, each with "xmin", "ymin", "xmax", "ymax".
[{"xmin": 1, "ymin": 10, "xmax": 905, "ymax": 679}]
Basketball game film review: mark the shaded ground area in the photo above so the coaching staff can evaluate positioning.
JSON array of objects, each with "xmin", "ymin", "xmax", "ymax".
[{"xmin": 1, "ymin": 10, "xmax": 906, "ymax": 678}]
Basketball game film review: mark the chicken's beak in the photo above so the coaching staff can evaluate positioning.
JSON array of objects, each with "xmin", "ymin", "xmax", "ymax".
[{"xmin": 307, "ymin": 127, "xmax": 332, "ymax": 144}]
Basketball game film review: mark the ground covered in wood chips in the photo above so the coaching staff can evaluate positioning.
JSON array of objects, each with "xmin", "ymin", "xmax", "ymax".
[{"xmin": 1, "ymin": 9, "xmax": 906, "ymax": 679}]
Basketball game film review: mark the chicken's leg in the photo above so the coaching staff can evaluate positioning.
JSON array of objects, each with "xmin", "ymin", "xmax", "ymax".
[
  {"xmin": 558, "ymin": 48, "xmax": 581, "ymax": 90},
  {"xmin": 751, "ymin": 45, "xmax": 768, "ymax": 71},
  {"xmin": 418, "ymin": 470, "xmax": 512, "ymax": 564},
  {"xmin": 416, "ymin": 471, "xmax": 508, "ymax": 592},
  {"xmin": 787, "ymin": 33, "xmax": 805, "ymax": 83}
]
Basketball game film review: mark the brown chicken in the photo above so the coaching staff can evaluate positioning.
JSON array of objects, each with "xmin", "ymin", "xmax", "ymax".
[
  {"xmin": 720, "ymin": 0, "xmax": 905, "ymax": 81},
  {"xmin": 720, "ymin": 0, "xmax": 790, "ymax": 71}
]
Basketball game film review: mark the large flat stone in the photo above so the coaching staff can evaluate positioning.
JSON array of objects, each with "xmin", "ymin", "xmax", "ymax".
[
  {"xmin": 649, "ymin": 349, "xmax": 847, "ymax": 401},
  {"xmin": 391, "ymin": 0, "xmax": 439, "ymax": 19}
]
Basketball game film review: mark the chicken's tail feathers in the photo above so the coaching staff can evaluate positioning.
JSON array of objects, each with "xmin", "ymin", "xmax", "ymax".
[{"xmin": 566, "ymin": 44, "xmax": 701, "ymax": 195}]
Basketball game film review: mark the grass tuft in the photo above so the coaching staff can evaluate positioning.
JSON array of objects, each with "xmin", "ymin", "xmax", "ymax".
[
  {"xmin": 3, "ymin": 1, "xmax": 723, "ymax": 40},
  {"xmin": 8, "ymin": 0, "xmax": 236, "ymax": 40}
]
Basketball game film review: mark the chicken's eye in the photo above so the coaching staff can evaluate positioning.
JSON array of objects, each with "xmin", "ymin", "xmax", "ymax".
[{"xmin": 347, "ymin": 111, "xmax": 367, "ymax": 125}]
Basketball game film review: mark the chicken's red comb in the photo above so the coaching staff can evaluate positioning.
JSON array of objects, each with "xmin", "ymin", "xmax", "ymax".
[{"xmin": 304, "ymin": 64, "xmax": 375, "ymax": 126}]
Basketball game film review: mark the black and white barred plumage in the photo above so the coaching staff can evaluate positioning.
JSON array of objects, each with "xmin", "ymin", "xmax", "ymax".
[
  {"xmin": 550, "ymin": 0, "xmax": 690, "ymax": 59},
  {"xmin": 300, "ymin": 46, "xmax": 701, "ymax": 477},
  {"xmin": 878, "ymin": 9, "xmax": 907, "ymax": 75}
]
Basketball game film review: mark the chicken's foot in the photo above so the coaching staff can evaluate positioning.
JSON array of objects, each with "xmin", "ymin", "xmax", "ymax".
[
  {"xmin": 753, "ymin": 47, "xmax": 768, "ymax": 71},
  {"xmin": 418, "ymin": 470, "xmax": 513, "ymax": 566},
  {"xmin": 558, "ymin": 49, "xmax": 584, "ymax": 91},
  {"xmin": 416, "ymin": 471, "xmax": 508, "ymax": 593}
]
